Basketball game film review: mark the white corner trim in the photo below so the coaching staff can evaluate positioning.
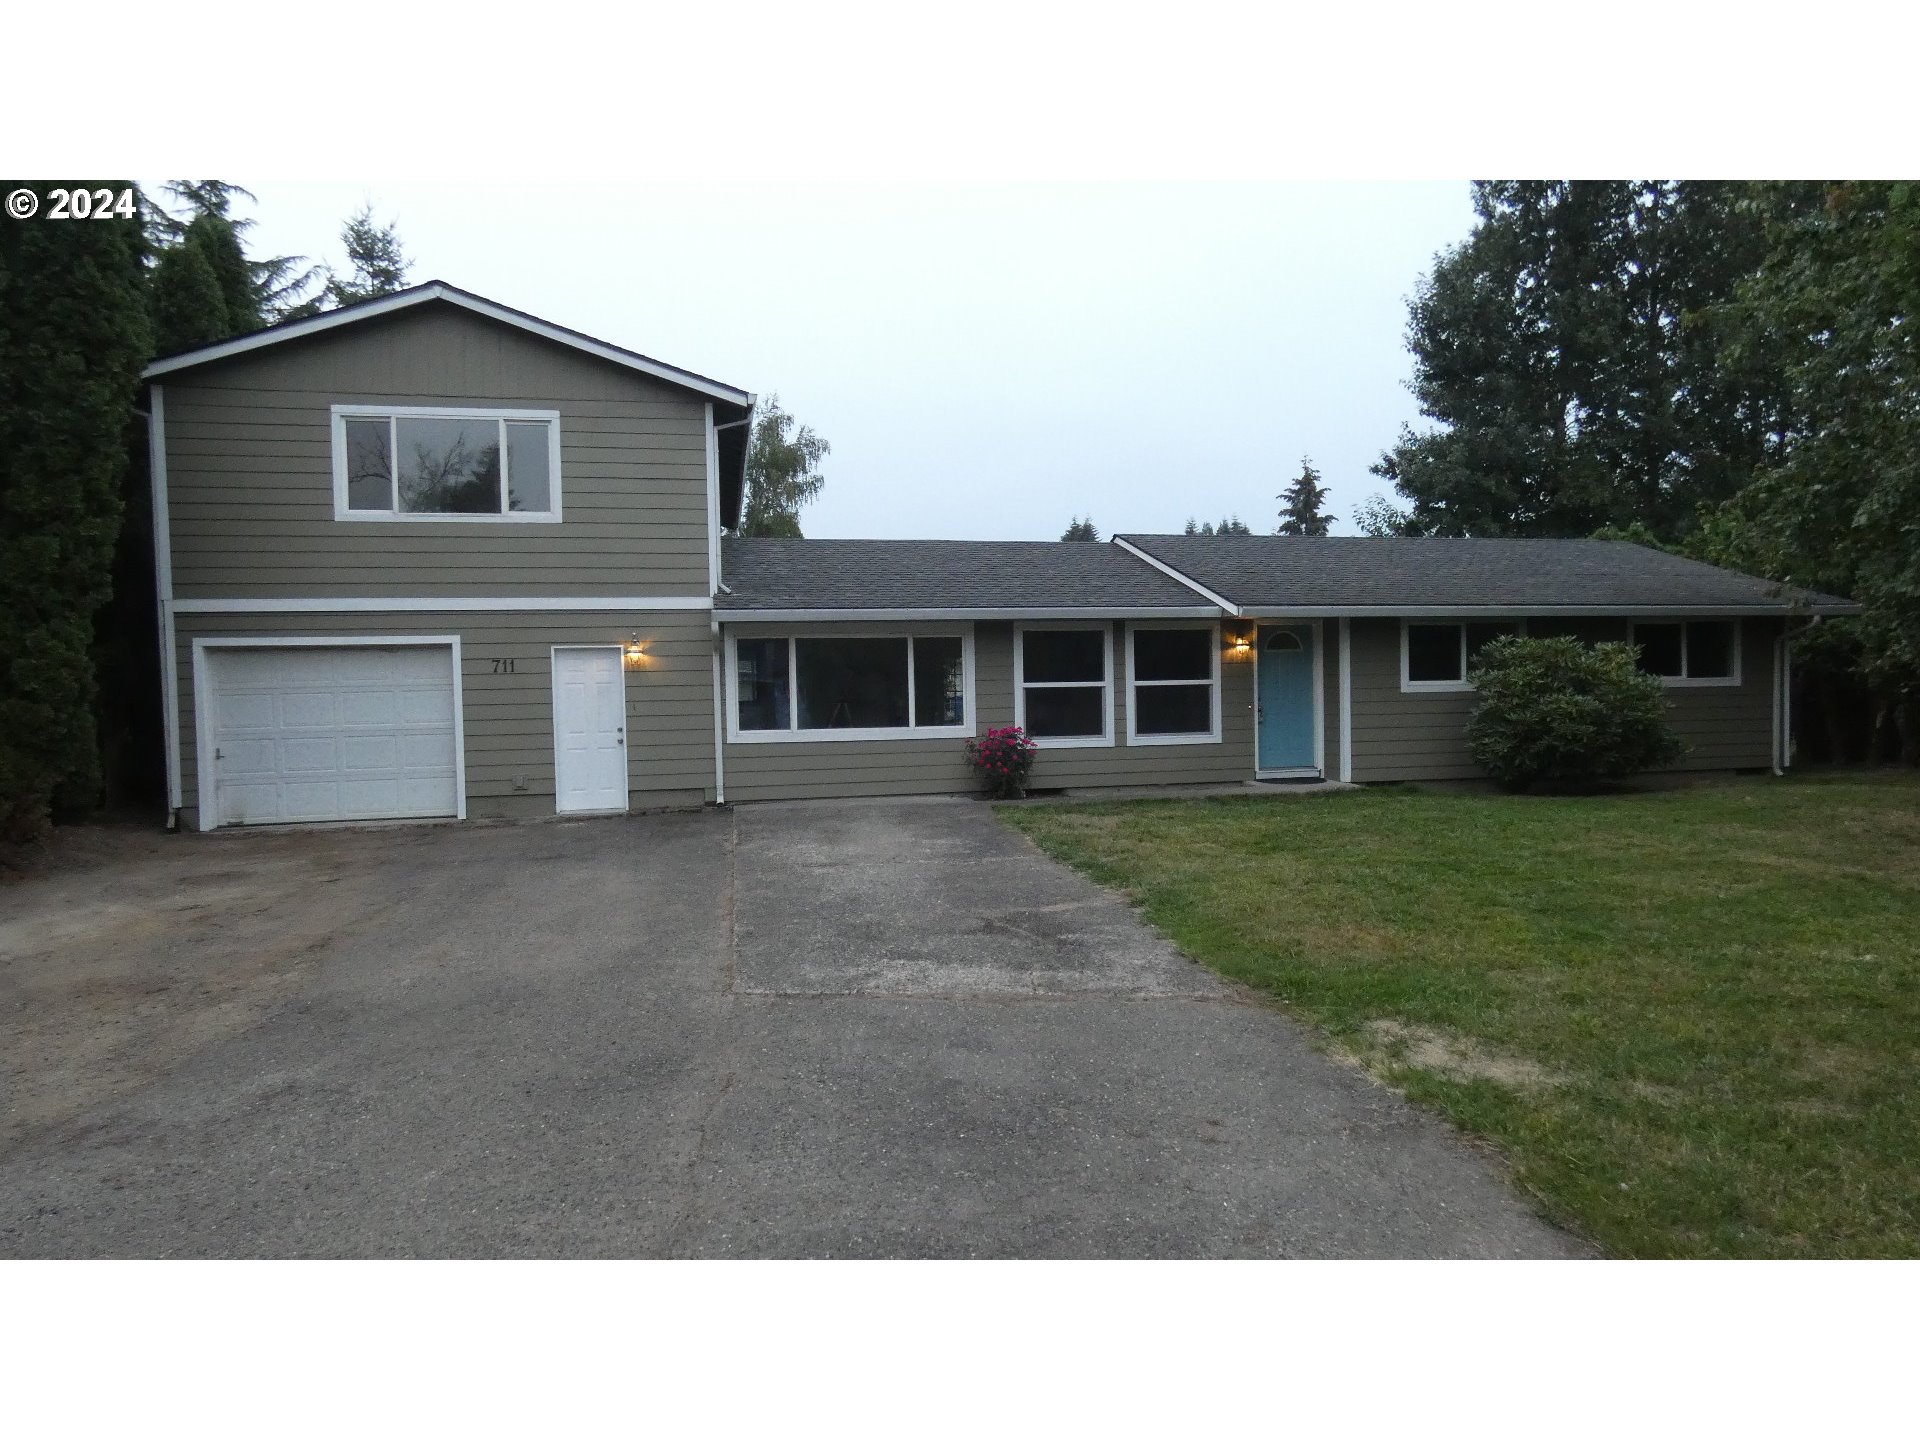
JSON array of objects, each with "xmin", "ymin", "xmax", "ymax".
[
  {"xmin": 709, "ymin": 620, "xmax": 727, "ymax": 803},
  {"xmin": 149, "ymin": 384, "xmax": 184, "ymax": 815},
  {"xmin": 1338, "ymin": 617, "xmax": 1353, "ymax": 784},
  {"xmin": 170, "ymin": 596, "xmax": 713, "ymax": 614},
  {"xmin": 1110, "ymin": 537, "xmax": 1243, "ymax": 613},
  {"xmin": 704, "ymin": 403, "xmax": 723, "ymax": 596},
  {"xmin": 190, "ymin": 634, "xmax": 467, "ymax": 831},
  {"xmin": 1014, "ymin": 621, "xmax": 1115, "ymax": 749},
  {"xmin": 142, "ymin": 282, "xmax": 753, "ymax": 405},
  {"xmin": 1123, "ymin": 619, "xmax": 1222, "ymax": 746}
]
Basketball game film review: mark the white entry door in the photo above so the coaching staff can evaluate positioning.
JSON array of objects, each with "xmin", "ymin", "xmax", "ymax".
[{"xmin": 552, "ymin": 646, "xmax": 628, "ymax": 813}]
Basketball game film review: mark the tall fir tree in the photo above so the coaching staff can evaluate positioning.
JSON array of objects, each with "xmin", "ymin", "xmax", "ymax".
[
  {"xmin": 1060, "ymin": 517, "xmax": 1099, "ymax": 541},
  {"xmin": 148, "ymin": 235, "xmax": 230, "ymax": 354},
  {"xmin": 323, "ymin": 203, "xmax": 412, "ymax": 306},
  {"xmin": 1277, "ymin": 458, "xmax": 1333, "ymax": 535},
  {"xmin": 0, "ymin": 181, "xmax": 153, "ymax": 838}
]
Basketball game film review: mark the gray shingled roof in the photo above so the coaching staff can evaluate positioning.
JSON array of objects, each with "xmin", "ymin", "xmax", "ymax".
[
  {"xmin": 1117, "ymin": 535, "xmax": 1858, "ymax": 614},
  {"xmin": 718, "ymin": 538, "xmax": 1214, "ymax": 613}
]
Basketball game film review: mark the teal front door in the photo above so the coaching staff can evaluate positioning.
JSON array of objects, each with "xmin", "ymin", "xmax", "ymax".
[{"xmin": 1256, "ymin": 625, "xmax": 1317, "ymax": 772}]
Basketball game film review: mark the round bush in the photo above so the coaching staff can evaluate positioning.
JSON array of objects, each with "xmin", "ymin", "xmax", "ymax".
[{"xmin": 1465, "ymin": 636, "xmax": 1687, "ymax": 791}]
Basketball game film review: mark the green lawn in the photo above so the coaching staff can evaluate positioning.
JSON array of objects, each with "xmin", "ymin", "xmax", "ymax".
[{"xmin": 1002, "ymin": 774, "xmax": 1920, "ymax": 1258}]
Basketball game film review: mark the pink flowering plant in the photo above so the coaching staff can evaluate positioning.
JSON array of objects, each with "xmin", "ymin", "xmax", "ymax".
[{"xmin": 964, "ymin": 725, "xmax": 1038, "ymax": 799}]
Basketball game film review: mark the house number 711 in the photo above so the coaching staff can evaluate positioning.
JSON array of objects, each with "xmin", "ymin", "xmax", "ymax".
[{"xmin": 491, "ymin": 658, "xmax": 517, "ymax": 674}]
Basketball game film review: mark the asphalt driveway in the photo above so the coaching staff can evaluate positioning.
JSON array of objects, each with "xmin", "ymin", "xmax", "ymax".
[{"xmin": 0, "ymin": 799, "xmax": 1586, "ymax": 1257}]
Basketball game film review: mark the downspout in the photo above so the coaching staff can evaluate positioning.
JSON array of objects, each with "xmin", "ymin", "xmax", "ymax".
[
  {"xmin": 138, "ymin": 388, "xmax": 183, "ymax": 832},
  {"xmin": 1776, "ymin": 614, "xmax": 1822, "ymax": 775}
]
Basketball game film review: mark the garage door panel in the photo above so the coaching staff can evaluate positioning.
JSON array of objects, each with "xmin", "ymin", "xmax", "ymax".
[
  {"xmin": 206, "ymin": 644, "xmax": 460, "ymax": 827},
  {"xmin": 339, "ymin": 690, "xmax": 401, "ymax": 726}
]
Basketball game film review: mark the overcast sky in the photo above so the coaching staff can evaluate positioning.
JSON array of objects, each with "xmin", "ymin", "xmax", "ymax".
[{"xmin": 235, "ymin": 182, "xmax": 1474, "ymax": 540}]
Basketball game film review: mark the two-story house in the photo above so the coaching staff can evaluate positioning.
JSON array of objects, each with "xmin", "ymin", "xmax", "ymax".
[{"xmin": 144, "ymin": 281, "xmax": 1856, "ymax": 831}]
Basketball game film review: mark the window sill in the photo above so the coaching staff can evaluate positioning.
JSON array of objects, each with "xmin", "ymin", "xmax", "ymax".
[
  {"xmin": 1400, "ymin": 680, "xmax": 1475, "ymax": 694},
  {"xmin": 1126, "ymin": 732, "xmax": 1223, "ymax": 746},
  {"xmin": 334, "ymin": 510, "xmax": 563, "ymax": 524},
  {"xmin": 1030, "ymin": 734, "xmax": 1115, "ymax": 750},
  {"xmin": 728, "ymin": 724, "xmax": 972, "ymax": 744}
]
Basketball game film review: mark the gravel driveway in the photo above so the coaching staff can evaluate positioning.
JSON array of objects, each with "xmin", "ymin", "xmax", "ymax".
[{"xmin": 0, "ymin": 800, "xmax": 1587, "ymax": 1257}]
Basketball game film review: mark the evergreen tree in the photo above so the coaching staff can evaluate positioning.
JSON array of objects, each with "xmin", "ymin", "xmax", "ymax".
[
  {"xmin": 158, "ymin": 180, "xmax": 322, "ymax": 321},
  {"xmin": 1374, "ymin": 182, "xmax": 1817, "ymax": 538},
  {"xmin": 0, "ymin": 181, "xmax": 153, "ymax": 839},
  {"xmin": 323, "ymin": 203, "xmax": 412, "ymax": 307},
  {"xmin": 739, "ymin": 396, "xmax": 829, "ymax": 537},
  {"xmin": 1060, "ymin": 517, "xmax": 1099, "ymax": 541},
  {"xmin": 148, "ymin": 236, "xmax": 230, "ymax": 354},
  {"xmin": 183, "ymin": 214, "xmax": 261, "ymax": 334},
  {"xmin": 1276, "ymin": 458, "xmax": 1333, "ymax": 535}
]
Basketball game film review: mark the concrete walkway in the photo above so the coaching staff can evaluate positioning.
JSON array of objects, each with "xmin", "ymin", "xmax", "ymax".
[{"xmin": 0, "ymin": 799, "xmax": 1587, "ymax": 1257}]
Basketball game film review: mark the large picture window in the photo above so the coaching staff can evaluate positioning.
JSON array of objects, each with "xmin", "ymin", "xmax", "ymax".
[
  {"xmin": 1631, "ymin": 620, "xmax": 1740, "ymax": 685},
  {"xmin": 1401, "ymin": 620, "xmax": 1523, "ymax": 691},
  {"xmin": 332, "ymin": 406, "xmax": 561, "ymax": 521},
  {"xmin": 1016, "ymin": 625, "xmax": 1112, "ymax": 746},
  {"xmin": 731, "ymin": 633, "xmax": 971, "ymax": 740},
  {"xmin": 1127, "ymin": 624, "xmax": 1220, "ymax": 743}
]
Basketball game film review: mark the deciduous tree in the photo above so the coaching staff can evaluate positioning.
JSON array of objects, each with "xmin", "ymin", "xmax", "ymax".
[{"xmin": 740, "ymin": 397, "xmax": 829, "ymax": 538}]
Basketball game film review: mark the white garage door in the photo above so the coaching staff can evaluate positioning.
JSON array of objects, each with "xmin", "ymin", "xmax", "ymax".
[{"xmin": 203, "ymin": 644, "xmax": 460, "ymax": 827}]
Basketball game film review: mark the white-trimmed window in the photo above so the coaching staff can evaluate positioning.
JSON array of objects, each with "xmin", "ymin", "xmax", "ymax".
[
  {"xmin": 1126, "ymin": 622, "xmax": 1221, "ymax": 744},
  {"xmin": 332, "ymin": 405, "xmax": 562, "ymax": 521},
  {"xmin": 728, "ymin": 632, "xmax": 972, "ymax": 742},
  {"xmin": 1015, "ymin": 623, "xmax": 1113, "ymax": 747},
  {"xmin": 1631, "ymin": 620, "xmax": 1741, "ymax": 686},
  {"xmin": 1401, "ymin": 619, "xmax": 1524, "ymax": 692}
]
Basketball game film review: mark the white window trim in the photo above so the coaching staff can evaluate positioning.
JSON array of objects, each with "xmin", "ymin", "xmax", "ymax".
[
  {"xmin": 1124, "ymin": 621, "xmax": 1222, "ymax": 746},
  {"xmin": 1014, "ymin": 622, "xmax": 1115, "ymax": 749},
  {"xmin": 1631, "ymin": 619, "xmax": 1743, "ymax": 687},
  {"xmin": 1399, "ymin": 618, "xmax": 1527, "ymax": 693},
  {"xmin": 189, "ymin": 634, "xmax": 466, "ymax": 833},
  {"xmin": 330, "ymin": 405, "xmax": 563, "ymax": 523},
  {"xmin": 724, "ymin": 627, "xmax": 976, "ymax": 744}
]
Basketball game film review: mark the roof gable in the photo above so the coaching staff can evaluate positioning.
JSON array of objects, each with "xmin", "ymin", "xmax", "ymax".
[{"xmin": 142, "ymin": 280, "xmax": 753, "ymax": 407}]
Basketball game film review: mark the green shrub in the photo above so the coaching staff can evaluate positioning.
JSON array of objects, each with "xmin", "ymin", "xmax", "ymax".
[{"xmin": 1465, "ymin": 636, "xmax": 1686, "ymax": 791}]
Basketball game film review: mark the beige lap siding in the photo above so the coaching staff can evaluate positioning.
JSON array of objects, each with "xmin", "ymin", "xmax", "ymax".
[
  {"xmin": 163, "ymin": 305, "xmax": 712, "ymax": 600},
  {"xmin": 720, "ymin": 620, "xmax": 1262, "ymax": 803},
  {"xmin": 174, "ymin": 610, "xmax": 715, "ymax": 826},
  {"xmin": 1347, "ymin": 616, "xmax": 1780, "ymax": 783}
]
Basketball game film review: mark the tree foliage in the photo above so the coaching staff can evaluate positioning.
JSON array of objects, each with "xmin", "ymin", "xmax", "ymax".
[
  {"xmin": 1465, "ymin": 636, "xmax": 1686, "ymax": 791},
  {"xmin": 323, "ymin": 203, "xmax": 412, "ymax": 307},
  {"xmin": 1276, "ymin": 457, "xmax": 1333, "ymax": 535},
  {"xmin": 1183, "ymin": 516, "xmax": 1251, "ymax": 535},
  {"xmin": 0, "ymin": 181, "xmax": 153, "ymax": 839},
  {"xmin": 148, "ymin": 232, "xmax": 229, "ymax": 354},
  {"xmin": 740, "ymin": 397, "xmax": 829, "ymax": 538},
  {"xmin": 1060, "ymin": 516, "xmax": 1099, "ymax": 541},
  {"xmin": 1352, "ymin": 492, "xmax": 1419, "ymax": 536},
  {"xmin": 1705, "ymin": 181, "xmax": 1920, "ymax": 758},
  {"xmin": 1376, "ymin": 182, "xmax": 1817, "ymax": 539},
  {"xmin": 155, "ymin": 180, "xmax": 322, "ymax": 322}
]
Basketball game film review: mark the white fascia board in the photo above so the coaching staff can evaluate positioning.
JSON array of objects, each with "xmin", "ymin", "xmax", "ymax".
[
  {"xmin": 172, "ymin": 596, "xmax": 713, "ymax": 614},
  {"xmin": 1109, "ymin": 537, "xmax": 1243, "ymax": 613},
  {"xmin": 142, "ymin": 283, "xmax": 752, "ymax": 406},
  {"xmin": 1237, "ymin": 603, "xmax": 1848, "ymax": 618},
  {"xmin": 712, "ymin": 606, "xmax": 1222, "ymax": 623}
]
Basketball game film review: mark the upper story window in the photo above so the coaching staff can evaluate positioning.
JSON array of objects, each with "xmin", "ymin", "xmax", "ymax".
[
  {"xmin": 1631, "ymin": 620, "xmax": 1740, "ymax": 686},
  {"xmin": 331, "ymin": 406, "xmax": 562, "ymax": 522}
]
